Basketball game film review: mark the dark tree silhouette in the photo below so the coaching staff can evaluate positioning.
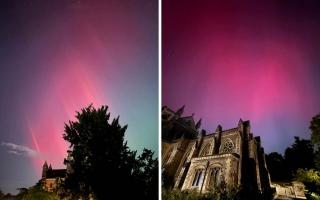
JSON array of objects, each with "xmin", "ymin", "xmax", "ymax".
[
  {"xmin": 62, "ymin": 105, "xmax": 158, "ymax": 200},
  {"xmin": 132, "ymin": 148, "xmax": 158, "ymax": 200},
  {"xmin": 284, "ymin": 137, "xmax": 315, "ymax": 179},
  {"xmin": 266, "ymin": 152, "xmax": 288, "ymax": 181},
  {"xmin": 19, "ymin": 188, "xmax": 59, "ymax": 200},
  {"xmin": 310, "ymin": 114, "xmax": 320, "ymax": 146},
  {"xmin": 310, "ymin": 114, "xmax": 320, "ymax": 169},
  {"xmin": 266, "ymin": 137, "xmax": 316, "ymax": 182}
]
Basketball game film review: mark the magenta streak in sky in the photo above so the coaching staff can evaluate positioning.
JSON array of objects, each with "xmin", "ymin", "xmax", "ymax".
[
  {"xmin": 25, "ymin": 63, "xmax": 107, "ymax": 174},
  {"xmin": 24, "ymin": 22, "xmax": 110, "ymax": 175}
]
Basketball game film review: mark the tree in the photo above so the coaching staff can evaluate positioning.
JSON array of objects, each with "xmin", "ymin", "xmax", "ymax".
[
  {"xmin": 295, "ymin": 169, "xmax": 320, "ymax": 199},
  {"xmin": 266, "ymin": 152, "xmax": 289, "ymax": 181},
  {"xmin": 2, "ymin": 193, "xmax": 9, "ymax": 199},
  {"xmin": 310, "ymin": 114, "xmax": 320, "ymax": 147},
  {"xmin": 284, "ymin": 137, "xmax": 315, "ymax": 179},
  {"xmin": 62, "ymin": 105, "xmax": 158, "ymax": 200},
  {"xmin": 310, "ymin": 114, "xmax": 320, "ymax": 169},
  {"xmin": 133, "ymin": 149, "xmax": 158, "ymax": 199},
  {"xmin": 21, "ymin": 188, "xmax": 59, "ymax": 200}
]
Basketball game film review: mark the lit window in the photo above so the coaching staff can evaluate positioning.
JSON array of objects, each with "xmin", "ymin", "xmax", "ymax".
[
  {"xmin": 192, "ymin": 169, "xmax": 204, "ymax": 187},
  {"xmin": 209, "ymin": 168, "xmax": 221, "ymax": 187}
]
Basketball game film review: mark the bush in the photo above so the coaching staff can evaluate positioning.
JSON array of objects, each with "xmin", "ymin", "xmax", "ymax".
[
  {"xmin": 21, "ymin": 188, "xmax": 59, "ymax": 200},
  {"xmin": 162, "ymin": 187, "xmax": 274, "ymax": 200},
  {"xmin": 295, "ymin": 168, "xmax": 320, "ymax": 198},
  {"xmin": 162, "ymin": 187, "xmax": 238, "ymax": 200},
  {"xmin": 162, "ymin": 188, "xmax": 203, "ymax": 200}
]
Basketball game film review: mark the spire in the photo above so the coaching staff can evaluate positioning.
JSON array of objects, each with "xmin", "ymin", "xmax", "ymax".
[
  {"xmin": 197, "ymin": 129, "xmax": 206, "ymax": 145},
  {"xmin": 42, "ymin": 161, "xmax": 49, "ymax": 178},
  {"xmin": 176, "ymin": 105, "xmax": 185, "ymax": 116},
  {"xmin": 43, "ymin": 161, "xmax": 48, "ymax": 168},
  {"xmin": 238, "ymin": 118, "xmax": 244, "ymax": 132},
  {"xmin": 195, "ymin": 118, "xmax": 202, "ymax": 129},
  {"xmin": 49, "ymin": 164, "xmax": 52, "ymax": 170},
  {"xmin": 215, "ymin": 124, "xmax": 222, "ymax": 133}
]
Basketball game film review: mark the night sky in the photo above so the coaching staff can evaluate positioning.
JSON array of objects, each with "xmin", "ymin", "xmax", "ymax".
[
  {"xmin": 0, "ymin": 0, "xmax": 157, "ymax": 194},
  {"xmin": 163, "ymin": 1, "xmax": 320, "ymax": 155}
]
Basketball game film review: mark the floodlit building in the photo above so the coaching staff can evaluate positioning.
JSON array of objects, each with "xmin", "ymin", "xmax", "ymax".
[
  {"xmin": 162, "ymin": 106, "xmax": 271, "ymax": 193},
  {"xmin": 41, "ymin": 161, "xmax": 66, "ymax": 193}
]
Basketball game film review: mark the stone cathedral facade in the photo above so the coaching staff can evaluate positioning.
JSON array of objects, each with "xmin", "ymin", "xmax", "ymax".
[
  {"xmin": 41, "ymin": 161, "xmax": 66, "ymax": 193},
  {"xmin": 162, "ymin": 106, "xmax": 271, "ymax": 193}
]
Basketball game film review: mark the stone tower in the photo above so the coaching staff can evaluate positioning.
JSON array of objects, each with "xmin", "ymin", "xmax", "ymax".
[{"xmin": 42, "ymin": 161, "xmax": 49, "ymax": 178}]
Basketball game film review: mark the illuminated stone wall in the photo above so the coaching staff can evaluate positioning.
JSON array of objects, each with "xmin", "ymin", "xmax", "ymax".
[{"xmin": 162, "ymin": 106, "xmax": 271, "ymax": 193}]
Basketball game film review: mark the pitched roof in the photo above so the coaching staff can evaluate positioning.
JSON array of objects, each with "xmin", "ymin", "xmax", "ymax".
[{"xmin": 46, "ymin": 169, "xmax": 66, "ymax": 178}]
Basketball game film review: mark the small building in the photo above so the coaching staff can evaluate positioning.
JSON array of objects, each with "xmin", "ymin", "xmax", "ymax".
[{"xmin": 41, "ymin": 161, "xmax": 66, "ymax": 193}]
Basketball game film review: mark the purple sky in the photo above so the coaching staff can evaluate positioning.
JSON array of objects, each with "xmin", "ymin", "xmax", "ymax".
[
  {"xmin": 163, "ymin": 0, "xmax": 320, "ymax": 154},
  {"xmin": 0, "ymin": 0, "xmax": 157, "ymax": 194}
]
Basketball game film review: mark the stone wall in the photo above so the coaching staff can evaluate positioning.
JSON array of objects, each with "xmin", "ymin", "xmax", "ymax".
[{"xmin": 271, "ymin": 182, "xmax": 306, "ymax": 199}]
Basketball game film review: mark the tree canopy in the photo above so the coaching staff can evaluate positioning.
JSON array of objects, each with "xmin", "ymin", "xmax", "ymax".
[
  {"xmin": 266, "ymin": 137, "xmax": 315, "ymax": 181},
  {"xmin": 310, "ymin": 114, "xmax": 320, "ymax": 169},
  {"xmin": 265, "ymin": 152, "xmax": 288, "ymax": 181},
  {"xmin": 21, "ymin": 188, "xmax": 59, "ymax": 200},
  {"xmin": 310, "ymin": 114, "xmax": 320, "ymax": 147},
  {"xmin": 284, "ymin": 137, "xmax": 315, "ymax": 178},
  {"xmin": 62, "ymin": 105, "xmax": 158, "ymax": 200}
]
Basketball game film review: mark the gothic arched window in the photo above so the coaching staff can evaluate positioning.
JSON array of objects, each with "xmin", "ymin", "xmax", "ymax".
[
  {"xmin": 222, "ymin": 138, "xmax": 234, "ymax": 153},
  {"xmin": 209, "ymin": 167, "xmax": 221, "ymax": 187},
  {"xmin": 192, "ymin": 169, "xmax": 205, "ymax": 187}
]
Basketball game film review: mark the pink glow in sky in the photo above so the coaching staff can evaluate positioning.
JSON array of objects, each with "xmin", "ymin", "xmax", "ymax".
[
  {"xmin": 163, "ymin": 0, "xmax": 320, "ymax": 153},
  {"xmin": 25, "ymin": 62, "xmax": 106, "ymax": 171},
  {"xmin": 0, "ymin": 1, "xmax": 157, "ymax": 193}
]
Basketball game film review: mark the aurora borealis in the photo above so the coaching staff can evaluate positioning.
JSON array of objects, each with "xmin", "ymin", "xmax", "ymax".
[
  {"xmin": 1, "ymin": 0, "xmax": 320, "ymax": 196},
  {"xmin": 163, "ymin": 1, "xmax": 320, "ymax": 154},
  {"xmin": 0, "ymin": 0, "xmax": 157, "ymax": 194}
]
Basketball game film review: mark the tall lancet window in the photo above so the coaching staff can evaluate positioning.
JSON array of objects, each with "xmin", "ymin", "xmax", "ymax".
[
  {"xmin": 209, "ymin": 167, "xmax": 221, "ymax": 187},
  {"xmin": 192, "ymin": 169, "xmax": 205, "ymax": 187}
]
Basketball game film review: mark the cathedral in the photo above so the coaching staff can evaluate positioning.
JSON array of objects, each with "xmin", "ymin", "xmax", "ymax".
[
  {"xmin": 41, "ymin": 159, "xmax": 95, "ymax": 200},
  {"xmin": 41, "ymin": 161, "xmax": 66, "ymax": 193},
  {"xmin": 162, "ymin": 106, "xmax": 271, "ymax": 193}
]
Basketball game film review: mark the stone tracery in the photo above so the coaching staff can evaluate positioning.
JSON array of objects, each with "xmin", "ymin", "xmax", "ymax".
[{"xmin": 221, "ymin": 138, "xmax": 235, "ymax": 153}]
